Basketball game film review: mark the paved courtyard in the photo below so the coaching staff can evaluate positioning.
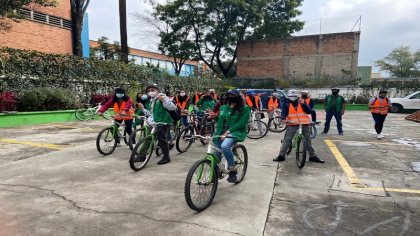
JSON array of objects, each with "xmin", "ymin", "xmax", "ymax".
[{"xmin": 0, "ymin": 110, "xmax": 419, "ymax": 236}]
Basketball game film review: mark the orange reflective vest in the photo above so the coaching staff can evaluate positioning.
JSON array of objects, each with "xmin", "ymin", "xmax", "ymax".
[
  {"xmin": 286, "ymin": 103, "xmax": 310, "ymax": 125},
  {"xmin": 176, "ymin": 96, "xmax": 189, "ymax": 110},
  {"xmin": 246, "ymin": 95, "xmax": 260, "ymax": 110},
  {"xmin": 371, "ymin": 97, "xmax": 389, "ymax": 115},
  {"xmin": 194, "ymin": 93, "xmax": 202, "ymax": 104},
  {"xmin": 268, "ymin": 96, "xmax": 279, "ymax": 111},
  {"xmin": 113, "ymin": 100, "xmax": 134, "ymax": 120},
  {"xmin": 303, "ymin": 98, "xmax": 311, "ymax": 106}
]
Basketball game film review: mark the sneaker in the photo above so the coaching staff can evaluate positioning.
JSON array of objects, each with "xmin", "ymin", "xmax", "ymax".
[
  {"xmin": 338, "ymin": 132, "xmax": 344, "ymax": 135},
  {"xmin": 157, "ymin": 157, "xmax": 171, "ymax": 165},
  {"xmin": 227, "ymin": 170, "xmax": 238, "ymax": 183},
  {"xmin": 309, "ymin": 156, "xmax": 325, "ymax": 163},
  {"xmin": 273, "ymin": 155, "xmax": 285, "ymax": 162},
  {"xmin": 321, "ymin": 131, "xmax": 328, "ymax": 134},
  {"xmin": 377, "ymin": 134, "xmax": 384, "ymax": 139}
]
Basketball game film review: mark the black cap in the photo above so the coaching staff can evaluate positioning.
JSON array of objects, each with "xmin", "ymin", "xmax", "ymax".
[
  {"xmin": 145, "ymin": 83, "xmax": 159, "ymax": 91},
  {"xmin": 379, "ymin": 90, "xmax": 388, "ymax": 94},
  {"xmin": 115, "ymin": 87, "xmax": 125, "ymax": 94},
  {"xmin": 226, "ymin": 89, "xmax": 240, "ymax": 96}
]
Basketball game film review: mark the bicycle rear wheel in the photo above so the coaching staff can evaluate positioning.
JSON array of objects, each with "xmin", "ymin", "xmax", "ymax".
[
  {"xmin": 184, "ymin": 159, "xmax": 218, "ymax": 212},
  {"xmin": 310, "ymin": 124, "xmax": 317, "ymax": 139},
  {"xmin": 96, "ymin": 127, "xmax": 117, "ymax": 155},
  {"xmin": 128, "ymin": 128, "xmax": 145, "ymax": 151},
  {"xmin": 176, "ymin": 127, "xmax": 194, "ymax": 153},
  {"xmin": 268, "ymin": 117, "xmax": 287, "ymax": 133},
  {"xmin": 233, "ymin": 144, "xmax": 248, "ymax": 184},
  {"xmin": 296, "ymin": 137, "xmax": 307, "ymax": 169},
  {"xmin": 129, "ymin": 136, "xmax": 154, "ymax": 171},
  {"xmin": 75, "ymin": 108, "xmax": 91, "ymax": 121},
  {"xmin": 247, "ymin": 120, "xmax": 268, "ymax": 139}
]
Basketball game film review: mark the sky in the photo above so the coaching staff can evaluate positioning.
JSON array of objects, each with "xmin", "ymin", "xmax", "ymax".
[{"xmin": 86, "ymin": 0, "xmax": 420, "ymax": 71}]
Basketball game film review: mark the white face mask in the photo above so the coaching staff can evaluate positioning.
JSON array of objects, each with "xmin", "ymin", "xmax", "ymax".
[
  {"xmin": 148, "ymin": 91, "xmax": 158, "ymax": 98},
  {"xmin": 180, "ymin": 92, "xmax": 186, "ymax": 97},
  {"xmin": 116, "ymin": 93, "xmax": 124, "ymax": 98},
  {"xmin": 289, "ymin": 96, "xmax": 298, "ymax": 101}
]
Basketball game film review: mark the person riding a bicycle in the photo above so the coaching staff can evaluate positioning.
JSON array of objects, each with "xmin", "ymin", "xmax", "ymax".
[
  {"xmin": 134, "ymin": 92, "xmax": 150, "ymax": 129},
  {"xmin": 97, "ymin": 88, "xmax": 135, "ymax": 144},
  {"xmin": 209, "ymin": 90, "xmax": 250, "ymax": 182},
  {"xmin": 245, "ymin": 89, "xmax": 265, "ymax": 135},
  {"xmin": 196, "ymin": 90, "xmax": 217, "ymax": 112},
  {"xmin": 301, "ymin": 90, "xmax": 318, "ymax": 124},
  {"xmin": 137, "ymin": 84, "xmax": 177, "ymax": 165},
  {"xmin": 175, "ymin": 90, "xmax": 191, "ymax": 127},
  {"xmin": 273, "ymin": 90, "xmax": 324, "ymax": 163},
  {"xmin": 267, "ymin": 90, "xmax": 281, "ymax": 121}
]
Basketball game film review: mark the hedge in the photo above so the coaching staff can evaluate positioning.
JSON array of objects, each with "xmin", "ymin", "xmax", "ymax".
[{"xmin": 0, "ymin": 47, "xmax": 225, "ymax": 111}]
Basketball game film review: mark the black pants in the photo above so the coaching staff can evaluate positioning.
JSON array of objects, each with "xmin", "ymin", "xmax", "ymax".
[
  {"xmin": 157, "ymin": 125, "xmax": 170, "ymax": 159},
  {"xmin": 115, "ymin": 119, "xmax": 133, "ymax": 142},
  {"xmin": 372, "ymin": 113, "xmax": 387, "ymax": 134},
  {"xmin": 309, "ymin": 109, "xmax": 317, "ymax": 122}
]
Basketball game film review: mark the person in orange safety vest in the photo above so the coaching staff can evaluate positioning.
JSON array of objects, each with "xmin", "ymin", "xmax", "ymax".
[
  {"xmin": 273, "ymin": 90, "xmax": 324, "ymax": 163},
  {"xmin": 98, "ymin": 88, "xmax": 135, "ymax": 144},
  {"xmin": 368, "ymin": 90, "xmax": 392, "ymax": 139}
]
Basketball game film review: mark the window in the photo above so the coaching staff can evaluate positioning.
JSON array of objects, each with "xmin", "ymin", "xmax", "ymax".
[{"xmin": 409, "ymin": 93, "xmax": 420, "ymax": 99}]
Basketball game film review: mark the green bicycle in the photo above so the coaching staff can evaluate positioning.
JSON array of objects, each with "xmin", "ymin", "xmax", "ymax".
[
  {"xmin": 285, "ymin": 123, "xmax": 307, "ymax": 169},
  {"xmin": 96, "ymin": 116, "xmax": 134, "ymax": 155},
  {"xmin": 129, "ymin": 121, "xmax": 178, "ymax": 171},
  {"xmin": 184, "ymin": 135, "xmax": 248, "ymax": 212}
]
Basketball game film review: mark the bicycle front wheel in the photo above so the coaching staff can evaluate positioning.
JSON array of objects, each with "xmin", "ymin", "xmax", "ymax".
[
  {"xmin": 129, "ymin": 136, "xmax": 154, "ymax": 171},
  {"xmin": 184, "ymin": 159, "xmax": 218, "ymax": 212},
  {"xmin": 200, "ymin": 122, "xmax": 214, "ymax": 145},
  {"xmin": 233, "ymin": 144, "xmax": 248, "ymax": 184},
  {"xmin": 96, "ymin": 127, "xmax": 117, "ymax": 155},
  {"xmin": 247, "ymin": 120, "xmax": 268, "ymax": 139},
  {"xmin": 75, "ymin": 108, "xmax": 91, "ymax": 121},
  {"xmin": 176, "ymin": 127, "xmax": 194, "ymax": 153},
  {"xmin": 296, "ymin": 137, "xmax": 307, "ymax": 169},
  {"xmin": 268, "ymin": 117, "xmax": 287, "ymax": 133}
]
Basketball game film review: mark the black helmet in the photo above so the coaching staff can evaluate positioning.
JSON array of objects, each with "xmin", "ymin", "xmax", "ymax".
[{"xmin": 226, "ymin": 89, "xmax": 240, "ymax": 97}]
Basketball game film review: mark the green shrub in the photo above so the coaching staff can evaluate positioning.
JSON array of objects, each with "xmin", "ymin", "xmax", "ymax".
[{"xmin": 18, "ymin": 88, "xmax": 80, "ymax": 111}]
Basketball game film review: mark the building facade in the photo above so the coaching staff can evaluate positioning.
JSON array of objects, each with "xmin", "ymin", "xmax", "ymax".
[
  {"xmin": 236, "ymin": 32, "xmax": 360, "ymax": 84},
  {"xmin": 90, "ymin": 41, "xmax": 201, "ymax": 77},
  {"xmin": 0, "ymin": 0, "xmax": 73, "ymax": 54}
]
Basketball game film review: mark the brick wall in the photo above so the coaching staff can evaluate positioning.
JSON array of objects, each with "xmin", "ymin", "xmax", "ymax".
[
  {"xmin": 237, "ymin": 32, "xmax": 360, "ymax": 84},
  {"xmin": 0, "ymin": 0, "xmax": 72, "ymax": 54}
]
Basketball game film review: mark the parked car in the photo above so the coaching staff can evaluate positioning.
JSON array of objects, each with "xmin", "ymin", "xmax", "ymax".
[{"xmin": 390, "ymin": 91, "xmax": 420, "ymax": 113}]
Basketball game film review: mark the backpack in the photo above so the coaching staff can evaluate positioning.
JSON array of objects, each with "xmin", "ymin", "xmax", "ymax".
[{"xmin": 166, "ymin": 107, "xmax": 181, "ymax": 121}]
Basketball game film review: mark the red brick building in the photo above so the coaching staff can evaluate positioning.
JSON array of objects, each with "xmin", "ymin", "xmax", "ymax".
[
  {"xmin": 0, "ymin": 0, "xmax": 72, "ymax": 54},
  {"xmin": 236, "ymin": 32, "xmax": 360, "ymax": 83}
]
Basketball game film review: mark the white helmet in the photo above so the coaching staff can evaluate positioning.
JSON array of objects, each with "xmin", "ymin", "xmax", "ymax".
[
  {"xmin": 287, "ymin": 90, "xmax": 299, "ymax": 101},
  {"xmin": 302, "ymin": 90, "xmax": 309, "ymax": 94}
]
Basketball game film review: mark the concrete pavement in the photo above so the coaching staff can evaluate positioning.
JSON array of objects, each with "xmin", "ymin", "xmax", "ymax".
[{"xmin": 0, "ymin": 110, "xmax": 419, "ymax": 236}]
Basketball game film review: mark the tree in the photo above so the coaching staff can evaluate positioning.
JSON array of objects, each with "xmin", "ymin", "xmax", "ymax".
[
  {"xmin": 154, "ymin": 0, "xmax": 304, "ymax": 77},
  {"xmin": 0, "ymin": 0, "xmax": 55, "ymax": 31},
  {"xmin": 70, "ymin": 0, "xmax": 90, "ymax": 57},
  {"xmin": 253, "ymin": 0, "xmax": 304, "ymax": 39},
  {"xmin": 90, "ymin": 36, "xmax": 124, "ymax": 61},
  {"xmin": 376, "ymin": 47, "xmax": 420, "ymax": 78},
  {"xmin": 119, "ymin": 0, "xmax": 129, "ymax": 63}
]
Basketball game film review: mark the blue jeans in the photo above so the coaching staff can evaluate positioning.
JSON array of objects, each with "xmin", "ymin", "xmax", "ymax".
[
  {"xmin": 181, "ymin": 115, "xmax": 189, "ymax": 127},
  {"xmin": 323, "ymin": 111, "xmax": 343, "ymax": 133},
  {"xmin": 214, "ymin": 138, "xmax": 236, "ymax": 168}
]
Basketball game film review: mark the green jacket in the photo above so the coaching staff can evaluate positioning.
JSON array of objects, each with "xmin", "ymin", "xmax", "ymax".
[
  {"xmin": 197, "ymin": 98, "xmax": 216, "ymax": 111},
  {"xmin": 325, "ymin": 95, "xmax": 345, "ymax": 112},
  {"xmin": 147, "ymin": 99, "xmax": 173, "ymax": 124},
  {"xmin": 213, "ymin": 105, "xmax": 250, "ymax": 142}
]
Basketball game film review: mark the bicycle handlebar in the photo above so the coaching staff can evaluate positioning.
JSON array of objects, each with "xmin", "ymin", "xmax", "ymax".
[{"xmin": 191, "ymin": 134, "xmax": 236, "ymax": 140}]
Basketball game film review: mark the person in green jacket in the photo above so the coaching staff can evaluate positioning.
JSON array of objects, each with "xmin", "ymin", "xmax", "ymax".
[
  {"xmin": 138, "ymin": 84, "xmax": 177, "ymax": 165},
  {"xmin": 209, "ymin": 90, "xmax": 250, "ymax": 183},
  {"xmin": 322, "ymin": 88, "xmax": 346, "ymax": 135},
  {"xmin": 196, "ymin": 91, "xmax": 216, "ymax": 112}
]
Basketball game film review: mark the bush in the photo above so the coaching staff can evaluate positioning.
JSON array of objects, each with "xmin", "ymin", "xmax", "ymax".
[
  {"xmin": 18, "ymin": 88, "xmax": 80, "ymax": 111},
  {"xmin": 0, "ymin": 91, "xmax": 17, "ymax": 112},
  {"xmin": 355, "ymin": 95, "xmax": 370, "ymax": 104}
]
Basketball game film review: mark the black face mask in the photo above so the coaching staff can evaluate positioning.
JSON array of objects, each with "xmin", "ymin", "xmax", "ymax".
[
  {"xmin": 332, "ymin": 92, "xmax": 339, "ymax": 95},
  {"xmin": 302, "ymin": 95, "xmax": 308, "ymax": 99}
]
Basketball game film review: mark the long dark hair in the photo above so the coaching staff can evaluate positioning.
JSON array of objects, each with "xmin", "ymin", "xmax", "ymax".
[
  {"xmin": 176, "ymin": 91, "xmax": 188, "ymax": 102},
  {"xmin": 227, "ymin": 95, "xmax": 244, "ymax": 113}
]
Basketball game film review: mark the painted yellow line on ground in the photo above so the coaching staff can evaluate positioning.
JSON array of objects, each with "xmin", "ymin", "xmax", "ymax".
[
  {"xmin": 326, "ymin": 139, "xmax": 420, "ymax": 194},
  {"xmin": 324, "ymin": 139, "xmax": 362, "ymax": 185},
  {"xmin": 0, "ymin": 139, "xmax": 64, "ymax": 150},
  {"xmin": 330, "ymin": 140, "xmax": 407, "ymax": 146}
]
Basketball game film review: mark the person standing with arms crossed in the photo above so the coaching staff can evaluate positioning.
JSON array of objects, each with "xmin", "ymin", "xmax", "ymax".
[
  {"xmin": 368, "ymin": 90, "xmax": 392, "ymax": 139},
  {"xmin": 322, "ymin": 88, "xmax": 346, "ymax": 135}
]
